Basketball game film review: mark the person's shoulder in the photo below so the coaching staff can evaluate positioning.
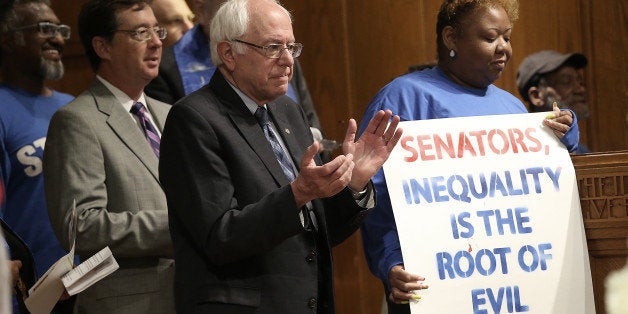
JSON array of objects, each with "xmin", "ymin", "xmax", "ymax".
[
  {"xmin": 0, "ymin": 85, "xmax": 21, "ymax": 108},
  {"xmin": 53, "ymin": 89, "xmax": 97, "ymax": 116},
  {"xmin": 487, "ymin": 84, "xmax": 523, "ymax": 101},
  {"xmin": 50, "ymin": 90, "xmax": 74, "ymax": 105},
  {"xmin": 172, "ymin": 85, "xmax": 223, "ymax": 119}
]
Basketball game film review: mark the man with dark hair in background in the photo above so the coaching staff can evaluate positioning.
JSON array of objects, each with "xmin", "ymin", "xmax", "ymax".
[
  {"xmin": 0, "ymin": 1, "xmax": 75, "ymax": 312},
  {"xmin": 517, "ymin": 50, "xmax": 590, "ymax": 153}
]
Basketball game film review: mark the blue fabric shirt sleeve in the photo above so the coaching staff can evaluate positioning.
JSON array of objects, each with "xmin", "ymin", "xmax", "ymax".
[
  {"xmin": 559, "ymin": 109, "xmax": 580, "ymax": 153},
  {"xmin": 360, "ymin": 168, "xmax": 404, "ymax": 290}
]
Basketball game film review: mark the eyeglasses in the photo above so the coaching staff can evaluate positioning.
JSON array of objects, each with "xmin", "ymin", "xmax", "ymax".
[
  {"xmin": 116, "ymin": 26, "xmax": 167, "ymax": 42},
  {"xmin": 233, "ymin": 39, "xmax": 302, "ymax": 58},
  {"xmin": 13, "ymin": 22, "xmax": 71, "ymax": 40}
]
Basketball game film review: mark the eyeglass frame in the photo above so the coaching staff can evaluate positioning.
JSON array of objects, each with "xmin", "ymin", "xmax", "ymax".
[
  {"xmin": 12, "ymin": 22, "xmax": 71, "ymax": 40},
  {"xmin": 232, "ymin": 39, "xmax": 303, "ymax": 59},
  {"xmin": 115, "ymin": 26, "xmax": 167, "ymax": 42}
]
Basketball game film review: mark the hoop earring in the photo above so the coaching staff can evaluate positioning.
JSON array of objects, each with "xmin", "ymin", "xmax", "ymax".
[{"xmin": 449, "ymin": 49, "xmax": 456, "ymax": 59}]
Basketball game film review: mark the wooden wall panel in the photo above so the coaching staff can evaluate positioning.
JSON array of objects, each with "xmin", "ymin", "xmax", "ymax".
[{"xmin": 580, "ymin": 0, "xmax": 628, "ymax": 152}]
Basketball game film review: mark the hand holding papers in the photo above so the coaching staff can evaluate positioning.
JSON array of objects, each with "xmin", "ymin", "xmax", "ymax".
[
  {"xmin": 60, "ymin": 246, "xmax": 117, "ymax": 295},
  {"xmin": 25, "ymin": 200, "xmax": 119, "ymax": 313}
]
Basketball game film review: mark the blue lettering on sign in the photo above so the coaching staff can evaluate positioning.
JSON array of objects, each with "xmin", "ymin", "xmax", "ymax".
[
  {"xmin": 401, "ymin": 167, "xmax": 562, "ymax": 205},
  {"xmin": 518, "ymin": 243, "xmax": 553, "ymax": 272},
  {"xmin": 472, "ymin": 285, "xmax": 529, "ymax": 313},
  {"xmin": 436, "ymin": 247, "xmax": 512, "ymax": 280}
]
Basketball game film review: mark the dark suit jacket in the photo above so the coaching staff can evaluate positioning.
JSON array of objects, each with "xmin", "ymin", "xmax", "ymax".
[
  {"xmin": 145, "ymin": 46, "xmax": 321, "ymax": 130},
  {"xmin": 159, "ymin": 70, "xmax": 369, "ymax": 314}
]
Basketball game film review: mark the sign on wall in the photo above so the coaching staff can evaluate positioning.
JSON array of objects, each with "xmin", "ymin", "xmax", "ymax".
[{"xmin": 383, "ymin": 113, "xmax": 595, "ymax": 313}]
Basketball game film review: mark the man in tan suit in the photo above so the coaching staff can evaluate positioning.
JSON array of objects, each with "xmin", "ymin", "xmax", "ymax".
[{"xmin": 43, "ymin": 0, "xmax": 174, "ymax": 312}]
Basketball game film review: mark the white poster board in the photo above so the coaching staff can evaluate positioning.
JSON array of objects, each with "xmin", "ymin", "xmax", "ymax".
[{"xmin": 383, "ymin": 113, "xmax": 595, "ymax": 313}]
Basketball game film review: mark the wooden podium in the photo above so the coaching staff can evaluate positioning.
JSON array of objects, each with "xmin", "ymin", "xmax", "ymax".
[{"xmin": 572, "ymin": 151, "xmax": 628, "ymax": 314}]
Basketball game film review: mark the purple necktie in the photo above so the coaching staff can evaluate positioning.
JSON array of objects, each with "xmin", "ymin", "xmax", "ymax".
[{"xmin": 130, "ymin": 102, "xmax": 160, "ymax": 158}]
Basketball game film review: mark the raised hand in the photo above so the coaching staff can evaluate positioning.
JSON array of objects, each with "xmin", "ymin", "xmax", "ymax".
[{"xmin": 343, "ymin": 109, "xmax": 403, "ymax": 191}]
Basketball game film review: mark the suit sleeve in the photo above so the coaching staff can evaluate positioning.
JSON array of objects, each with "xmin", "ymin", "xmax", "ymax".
[{"xmin": 43, "ymin": 108, "xmax": 172, "ymax": 257}]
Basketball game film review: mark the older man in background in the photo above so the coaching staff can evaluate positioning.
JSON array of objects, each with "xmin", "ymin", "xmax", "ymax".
[
  {"xmin": 517, "ymin": 50, "xmax": 590, "ymax": 153},
  {"xmin": 149, "ymin": 0, "xmax": 195, "ymax": 47}
]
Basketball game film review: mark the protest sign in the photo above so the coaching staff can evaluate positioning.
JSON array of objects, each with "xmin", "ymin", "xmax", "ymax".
[{"xmin": 383, "ymin": 112, "xmax": 594, "ymax": 313}]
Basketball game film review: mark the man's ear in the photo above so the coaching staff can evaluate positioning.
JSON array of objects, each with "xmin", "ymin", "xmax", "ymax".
[
  {"xmin": 442, "ymin": 25, "xmax": 457, "ymax": 51},
  {"xmin": 92, "ymin": 36, "xmax": 111, "ymax": 61},
  {"xmin": 527, "ymin": 86, "xmax": 545, "ymax": 108},
  {"xmin": 217, "ymin": 41, "xmax": 236, "ymax": 72}
]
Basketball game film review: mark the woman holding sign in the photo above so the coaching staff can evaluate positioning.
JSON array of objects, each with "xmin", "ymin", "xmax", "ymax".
[{"xmin": 359, "ymin": 0, "xmax": 581, "ymax": 313}]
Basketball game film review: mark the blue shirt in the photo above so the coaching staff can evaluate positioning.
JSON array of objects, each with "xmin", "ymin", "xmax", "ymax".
[
  {"xmin": 358, "ymin": 67, "xmax": 580, "ymax": 289},
  {"xmin": 0, "ymin": 83, "xmax": 74, "ymax": 277}
]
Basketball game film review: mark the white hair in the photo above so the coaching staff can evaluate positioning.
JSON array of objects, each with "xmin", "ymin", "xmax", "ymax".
[{"xmin": 209, "ymin": 0, "xmax": 291, "ymax": 66}]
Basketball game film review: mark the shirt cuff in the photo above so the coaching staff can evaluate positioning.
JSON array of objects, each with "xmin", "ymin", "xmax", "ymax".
[{"xmin": 350, "ymin": 181, "xmax": 375, "ymax": 208}]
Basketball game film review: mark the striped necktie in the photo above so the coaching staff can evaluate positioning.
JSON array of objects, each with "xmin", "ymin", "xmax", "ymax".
[
  {"xmin": 254, "ymin": 107, "xmax": 296, "ymax": 181},
  {"xmin": 254, "ymin": 107, "xmax": 316, "ymax": 229},
  {"xmin": 130, "ymin": 102, "xmax": 160, "ymax": 158}
]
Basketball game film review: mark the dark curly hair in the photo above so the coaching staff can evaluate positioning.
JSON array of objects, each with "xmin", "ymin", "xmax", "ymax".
[{"xmin": 436, "ymin": 0, "xmax": 519, "ymax": 59}]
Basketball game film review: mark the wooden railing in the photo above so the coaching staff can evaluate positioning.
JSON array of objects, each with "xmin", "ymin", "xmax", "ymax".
[{"xmin": 572, "ymin": 151, "xmax": 628, "ymax": 314}]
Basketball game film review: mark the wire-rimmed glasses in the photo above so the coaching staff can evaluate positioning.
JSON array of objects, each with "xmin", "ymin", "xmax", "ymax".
[
  {"xmin": 233, "ymin": 39, "xmax": 302, "ymax": 58},
  {"xmin": 116, "ymin": 26, "xmax": 167, "ymax": 42}
]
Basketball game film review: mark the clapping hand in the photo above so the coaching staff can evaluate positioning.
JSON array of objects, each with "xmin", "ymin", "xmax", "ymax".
[{"xmin": 343, "ymin": 109, "xmax": 402, "ymax": 191}]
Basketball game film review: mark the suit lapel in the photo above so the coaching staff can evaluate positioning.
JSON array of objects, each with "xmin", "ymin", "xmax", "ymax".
[
  {"xmin": 89, "ymin": 80, "xmax": 161, "ymax": 182},
  {"xmin": 209, "ymin": 73, "xmax": 291, "ymax": 186}
]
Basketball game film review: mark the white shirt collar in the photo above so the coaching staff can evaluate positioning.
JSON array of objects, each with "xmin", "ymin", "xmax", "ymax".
[{"xmin": 96, "ymin": 75, "xmax": 148, "ymax": 112}]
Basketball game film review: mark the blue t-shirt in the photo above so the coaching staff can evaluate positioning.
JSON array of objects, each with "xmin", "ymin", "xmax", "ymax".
[
  {"xmin": 0, "ymin": 83, "xmax": 74, "ymax": 277},
  {"xmin": 358, "ymin": 67, "xmax": 580, "ymax": 289}
]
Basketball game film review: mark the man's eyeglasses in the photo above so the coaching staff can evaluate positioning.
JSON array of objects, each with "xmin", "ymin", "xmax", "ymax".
[
  {"xmin": 13, "ymin": 22, "xmax": 71, "ymax": 40},
  {"xmin": 233, "ymin": 39, "xmax": 302, "ymax": 59},
  {"xmin": 116, "ymin": 26, "xmax": 167, "ymax": 42}
]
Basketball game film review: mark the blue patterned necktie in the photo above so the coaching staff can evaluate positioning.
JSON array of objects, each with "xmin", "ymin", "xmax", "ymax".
[
  {"xmin": 255, "ymin": 107, "xmax": 315, "ymax": 229},
  {"xmin": 130, "ymin": 102, "xmax": 161, "ymax": 158},
  {"xmin": 254, "ymin": 107, "xmax": 296, "ymax": 181}
]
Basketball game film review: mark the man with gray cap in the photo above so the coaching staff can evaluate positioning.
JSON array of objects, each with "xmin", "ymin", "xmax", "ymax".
[{"xmin": 517, "ymin": 50, "xmax": 590, "ymax": 153}]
